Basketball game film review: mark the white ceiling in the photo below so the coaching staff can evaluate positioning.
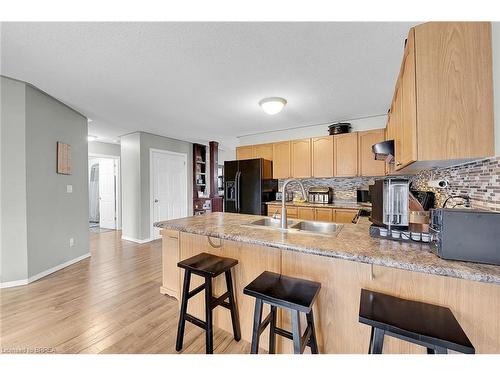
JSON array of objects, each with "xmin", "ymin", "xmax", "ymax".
[{"xmin": 1, "ymin": 22, "xmax": 418, "ymax": 149}]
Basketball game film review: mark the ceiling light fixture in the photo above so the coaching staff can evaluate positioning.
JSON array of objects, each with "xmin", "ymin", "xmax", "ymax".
[
  {"xmin": 87, "ymin": 135, "xmax": 97, "ymax": 142},
  {"xmin": 259, "ymin": 97, "xmax": 287, "ymax": 115}
]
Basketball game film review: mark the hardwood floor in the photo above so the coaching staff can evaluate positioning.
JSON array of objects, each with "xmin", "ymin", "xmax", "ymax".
[{"xmin": 0, "ymin": 230, "xmax": 252, "ymax": 354}]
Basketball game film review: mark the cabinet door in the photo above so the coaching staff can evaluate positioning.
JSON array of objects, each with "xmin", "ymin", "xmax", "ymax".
[
  {"xmin": 236, "ymin": 146, "xmax": 253, "ymax": 160},
  {"xmin": 334, "ymin": 209, "xmax": 358, "ymax": 223},
  {"xmin": 267, "ymin": 204, "xmax": 280, "ymax": 217},
  {"xmin": 334, "ymin": 133, "xmax": 358, "ymax": 177},
  {"xmin": 358, "ymin": 129, "xmax": 386, "ymax": 176},
  {"xmin": 291, "ymin": 138, "xmax": 312, "ymax": 178},
  {"xmin": 298, "ymin": 207, "xmax": 315, "ymax": 221},
  {"xmin": 392, "ymin": 86, "xmax": 403, "ymax": 167},
  {"xmin": 272, "ymin": 141, "xmax": 292, "ymax": 179},
  {"xmin": 312, "ymin": 136, "xmax": 334, "ymax": 177},
  {"xmin": 396, "ymin": 29, "xmax": 418, "ymax": 170},
  {"xmin": 315, "ymin": 208, "xmax": 333, "ymax": 222},
  {"xmin": 161, "ymin": 229, "xmax": 180, "ymax": 300},
  {"xmin": 253, "ymin": 143, "xmax": 273, "ymax": 161}
]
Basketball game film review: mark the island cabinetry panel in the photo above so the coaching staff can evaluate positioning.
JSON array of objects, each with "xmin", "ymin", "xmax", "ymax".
[
  {"xmin": 178, "ymin": 232, "xmax": 281, "ymax": 352},
  {"xmin": 281, "ymin": 249, "xmax": 500, "ymax": 353},
  {"xmin": 160, "ymin": 229, "xmax": 181, "ymax": 300}
]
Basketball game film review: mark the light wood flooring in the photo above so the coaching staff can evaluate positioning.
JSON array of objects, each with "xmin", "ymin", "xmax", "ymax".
[{"xmin": 0, "ymin": 230, "xmax": 251, "ymax": 354}]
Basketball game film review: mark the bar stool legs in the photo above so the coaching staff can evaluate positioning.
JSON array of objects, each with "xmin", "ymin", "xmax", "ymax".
[
  {"xmin": 368, "ymin": 327, "xmax": 385, "ymax": 354},
  {"xmin": 175, "ymin": 266, "xmax": 241, "ymax": 354}
]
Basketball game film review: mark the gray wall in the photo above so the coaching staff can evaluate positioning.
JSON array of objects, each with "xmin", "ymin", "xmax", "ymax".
[
  {"xmin": 88, "ymin": 141, "xmax": 121, "ymax": 157},
  {"xmin": 1, "ymin": 77, "xmax": 28, "ymax": 282},
  {"xmin": 121, "ymin": 131, "xmax": 192, "ymax": 241},
  {"xmin": 0, "ymin": 76, "xmax": 88, "ymax": 283},
  {"xmin": 25, "ymin": 85, "xmax": 89, "ymax": 277}
]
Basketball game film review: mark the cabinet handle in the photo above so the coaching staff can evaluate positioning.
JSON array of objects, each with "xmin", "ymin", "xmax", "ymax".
[
  {"xmin": 207, "ymin": 236, "xmax": 223, "ymax": 248},
  {"xmin": 396, "ymin": 162, "xmax": 402, "ymax": 166}
]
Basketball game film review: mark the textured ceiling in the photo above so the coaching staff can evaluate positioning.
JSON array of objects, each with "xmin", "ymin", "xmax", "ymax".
[{"xmin": 1, "ymin": 22, "xmax": 418, "ymax": 149}]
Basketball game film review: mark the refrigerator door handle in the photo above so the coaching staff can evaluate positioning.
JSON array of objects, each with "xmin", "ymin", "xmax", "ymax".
[{"xmin": 236, "ymin": 171, "xmax": 241, "ymax": 213}]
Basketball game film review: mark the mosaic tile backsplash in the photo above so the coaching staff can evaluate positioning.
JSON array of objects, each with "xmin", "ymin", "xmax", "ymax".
[{"xmin": 279, "ymin": 156, "xmax": 500, "ymax": 211}]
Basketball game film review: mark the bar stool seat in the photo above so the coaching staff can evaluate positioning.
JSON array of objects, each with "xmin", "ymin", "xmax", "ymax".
[
  {"xmin": 244, "ymin": 271, "xmax": 321, "ymax": 354},
  {"xmin": 359, "ymin": 289, "xmax": 475, "ymax": 354},
  {"xmin": 175, "ymin": 252, "xmax": 241, "ymax": 354}
]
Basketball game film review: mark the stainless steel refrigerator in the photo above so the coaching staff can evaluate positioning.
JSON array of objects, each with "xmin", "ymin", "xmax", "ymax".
[{"xmin": 224, "ymin": 158, "xmax": 277, "ymax": 215}]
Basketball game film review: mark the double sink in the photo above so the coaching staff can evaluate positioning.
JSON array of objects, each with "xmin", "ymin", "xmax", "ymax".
[{"xmin": 245, "ymin": 217, "xmax": 344, "ymax": 236}]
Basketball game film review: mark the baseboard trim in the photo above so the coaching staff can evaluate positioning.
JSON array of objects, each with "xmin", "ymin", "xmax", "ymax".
[
  {"xmin": 0, "ymin": 252, "xmax": 91, "ymax": 289},
  {"xmin": 121, "ymin": 236, "xmax": 153, "ymax": 244}
]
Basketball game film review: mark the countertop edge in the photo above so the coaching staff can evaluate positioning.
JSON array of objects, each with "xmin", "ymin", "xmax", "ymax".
[{"xmin": 156, "ymin": 222, "xmax": 500, "ymax": 285}]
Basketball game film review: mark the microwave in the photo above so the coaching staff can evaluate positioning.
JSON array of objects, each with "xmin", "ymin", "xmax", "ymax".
[{"xmin": 430, "ymin": 208, "xmax": 500, "ymax": 266}]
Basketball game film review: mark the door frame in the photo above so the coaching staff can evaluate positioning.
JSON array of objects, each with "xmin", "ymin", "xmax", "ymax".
[
  {"xmin": 149, "ymin": 148, "xmax": 188, "ymax": 240},
  {"xmin": 88, "ymin": 153, "xmax": 121, "ymax": 230}
]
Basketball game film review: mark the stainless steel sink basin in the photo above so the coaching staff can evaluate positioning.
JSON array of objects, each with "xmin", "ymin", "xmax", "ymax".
[
  {"xmin": 290, "ymin": 221, "xmax": 343, "ymax": 235},
  {"xmin": 249, "ymin": 218, "xmax": 297, "ymax": 229},
  {"xmin": 244, "ymin": 218, "xmax": 343, "ymax": 236}
]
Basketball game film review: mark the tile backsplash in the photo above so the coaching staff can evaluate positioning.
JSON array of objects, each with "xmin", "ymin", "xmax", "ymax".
[{"xmin": 278, "ymin": 156, "xmax": 500, "ymax": 211}]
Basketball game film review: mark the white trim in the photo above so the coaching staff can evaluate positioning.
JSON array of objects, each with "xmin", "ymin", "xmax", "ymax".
[
  {"xmin": 121, "ymin": 235, "xmax": 154, "ymax": 244},
  {"xmin": 0, "ymin": 252, "xmax": 91, "ymax": 289},
  {"xmin": 149, "ymin": 148, "xmax": 188, "ymax": 240}
]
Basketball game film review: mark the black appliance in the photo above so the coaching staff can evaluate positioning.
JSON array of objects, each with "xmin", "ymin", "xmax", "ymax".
[
  {"xmin": 224, "ymin": 158, "xmax": 277, "ymax": 215},
  {"xmin": 357, "ymin": 189, "xmax": 371, "ymax": 204},
  {"xmin": 430, "ymin": 208, "xmax": 500, "ymax": 266},
  {"xmin": 410, "ymin": 190, "xmax": 435, "ymax": 210},
  {"xmin": 328, "ymin": 122, "xmax": 351, "ymax": 135}
]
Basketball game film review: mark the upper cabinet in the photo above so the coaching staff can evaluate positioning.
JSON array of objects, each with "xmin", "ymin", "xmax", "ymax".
[
  {"xmin": 236, "ymin": 145, "xmax": 253, "ymax": 160},
  {"xmin": 312, "ymin": 136, "xmax": 334, "ymax": 178},
  {"xmin": 253, "ymin": 143, "xmax": 274, "ymax": 161},
  {"xmin": 387, "ymin": 22, "xmax": 494, "ymax": 172},
  {"xmin": 334, "ymin": 132, "xmax": 358, "ymax": 177},
  {"xmin": 358, "ymin": 129, "xmax": 386, "ymax": 176},
  {"xmin": 291, "ymin": 138, "xmax": 312, "ymax": 178},
  {"xmin": 272, "ymin": 141, "xmax": 292, "ymax": 179}
]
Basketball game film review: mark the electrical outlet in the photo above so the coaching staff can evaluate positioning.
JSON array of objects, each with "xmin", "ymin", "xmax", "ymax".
[
  {"xmin": 67, "ymin": 184, "xmax": 73, "ymax": 193},
  {"xmin": 69, "ymin": 238, "xmax": 74, "ymax": 247}
]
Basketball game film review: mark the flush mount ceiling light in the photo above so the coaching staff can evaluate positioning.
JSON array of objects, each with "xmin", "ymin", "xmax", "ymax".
[
  {"xmin": 259, "ymin": 97, "xmax": 287, "ymax": 115},
  {"xmin": 87, "ymin": 135, "xmax": 97, "ymax": 142}
]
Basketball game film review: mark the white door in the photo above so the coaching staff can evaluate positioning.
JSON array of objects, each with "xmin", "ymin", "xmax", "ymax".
[
  {"xmin": 99, "ymin": 158, "xmax": 116, "ymax": 229},
  {"xmin": 152, "ymin": 150, "xmax": 187, "ymax": 239}
]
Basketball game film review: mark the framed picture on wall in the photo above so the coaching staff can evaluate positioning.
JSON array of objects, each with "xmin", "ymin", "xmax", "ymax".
[{"xmin": 57, "ymin": 141, "xmax": 72, "ymax": 175}]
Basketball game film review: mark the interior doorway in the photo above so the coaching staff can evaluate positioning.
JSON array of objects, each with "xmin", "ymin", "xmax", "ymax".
[
  {"xmin": 150, "ymin": 149, "xmax": 188, "ymax": 240},
  {"xmin": 88, "ymin": 154, "xmax": 121, "ymax": 232}
]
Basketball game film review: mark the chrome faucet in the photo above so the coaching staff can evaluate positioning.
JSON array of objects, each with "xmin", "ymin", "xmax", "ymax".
[{"xmin": 281, "ymin": 179, "xmax": 307, "ymax": 229}]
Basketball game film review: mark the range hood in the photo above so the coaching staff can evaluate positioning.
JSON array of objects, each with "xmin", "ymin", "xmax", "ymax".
[{"xmin": 372, "ymin": 140, "xmax": 394, "ymax": 162}]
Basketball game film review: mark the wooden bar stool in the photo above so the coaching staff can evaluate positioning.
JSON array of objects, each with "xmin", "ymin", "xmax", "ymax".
[
  {"xmin": 359, "ymin": 289, "xmax": 475, "ymax": 354},
  {"xmin": 243, "ymin": 271, "xmax": 321, "ymax": 354},
  {"xmin": 175, "ymin": 252, "xmax": 241, "ymax": 354}
]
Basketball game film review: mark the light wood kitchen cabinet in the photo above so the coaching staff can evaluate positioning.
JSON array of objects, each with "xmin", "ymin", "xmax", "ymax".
[
  {"xmin": 312, "ymin": 136, "xmax": 334, "ymax": 177},
  {"xmin": 298, "ymin": 207, "xmax": 315, "ymax": 220},
  {"xmin": 160, "ymin": 229, "xmax": 181, "ymax": 300},
  {"xmin": 357, "ymin": 129, "xmax": 385, "ymax": 176},
  {"xmin": 314, "ymin": 208, "xmax": 333, "ymax": 222},
  {"xmin": 272, "ymin": 141, "xmax": 292, "ymax": 179},
  {"xmin": 291, "ymin": 138, "xmax": 312, "ymax": 178},
  {"xmin": 267, "ymin": 204, "xmax": 298, "ymax": 219},
  {"xmin": 236, "ymin": 145, "xmax": 253, "ymax": 160},
  {"xmin": 253, "ymin": 143, "xmax": 274, "ymax": 161},
  {"xmin": 334, "ymin": 133, "xmax": 358, "ymax": 177},
  {"xmin": 334, "ymin": 209, "xmax": 358, "ymax": 223},
  {"xmin": 386, "ymin": 22, "xmax": 494, "ymax": 172}
]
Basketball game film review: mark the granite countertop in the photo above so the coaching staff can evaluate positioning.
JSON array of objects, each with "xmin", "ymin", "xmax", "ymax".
[
  {"xmin": 266, "ymin": 200, "xmax": 371, "ymax": 210},
  {"xmin": 154, "ymin": 212, "xmax": 500, "ymax": 285}
]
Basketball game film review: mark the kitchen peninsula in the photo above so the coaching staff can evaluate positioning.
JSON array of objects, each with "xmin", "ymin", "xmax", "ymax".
[{"xmin": 155, "ymin": 212, "xmax": 500, "ymax": 354}]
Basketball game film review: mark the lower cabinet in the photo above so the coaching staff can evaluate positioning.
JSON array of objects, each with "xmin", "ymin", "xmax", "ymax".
[{"xmin": 267, "ymin": 205, "xmax": 358, "ymax": 224}]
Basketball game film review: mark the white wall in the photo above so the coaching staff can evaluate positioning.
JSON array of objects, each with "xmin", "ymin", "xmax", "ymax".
[
  {"xmin": 237, "ymin": 115, "xmax": 387, "ymax": 146},
  {"xmin": 88, "ymin": 141, "xmax": 120, "ymax": 157},
  {"xmin": 492, "ymin": 22, "xmax": 500, "ymax": 155}
]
